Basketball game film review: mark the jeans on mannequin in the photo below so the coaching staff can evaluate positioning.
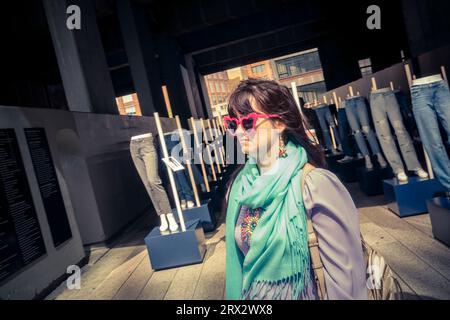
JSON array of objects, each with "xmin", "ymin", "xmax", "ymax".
[
  {"xmin": 370, "ymin": 89, "xmax": 422, "ymax": 174},
  {"xmin": 337, "ymin": 101, "xmax": 356, "ymax": 157},
  {"xmin": 313, "ymin": 104, "xmax": 342, "ymax": 151},
  {"xmin": 411, "ymin": 80, "xmax": 450, "ymax": 191},
  {"xmin": 165, "ymin": 135, "xmax": 195, "ymax": 202},
  {"xmin": 130, "ymin": 136, "xmax": 172, "ymax": 216},
  {"xmin": 344, "ymin": 96, "xmax": 382, "ymax": 156}
]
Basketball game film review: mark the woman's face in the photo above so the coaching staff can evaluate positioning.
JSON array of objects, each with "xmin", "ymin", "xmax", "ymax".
[{"xmin": 235, "ymin": 98, "xmax": 285, "ymax": 158}]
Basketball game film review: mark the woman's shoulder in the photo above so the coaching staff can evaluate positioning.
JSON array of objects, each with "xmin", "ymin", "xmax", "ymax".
[
  {"xmin": 303, "ymin": 167, "xmax": 342, "ymax": 187},
  {"xmin": 302, "ymin": 167, "xmax": 352, "ymax": 208}
]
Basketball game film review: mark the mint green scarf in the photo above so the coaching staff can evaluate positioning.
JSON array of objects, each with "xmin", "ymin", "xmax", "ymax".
[{"xmin": 225, "ymin": 141, "xmax": 311, "ymax": 299}]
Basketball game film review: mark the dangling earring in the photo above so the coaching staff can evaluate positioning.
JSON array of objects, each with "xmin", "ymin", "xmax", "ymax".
[{"xmin": 278, "ymin": 134, "xmax": 288, "ymax": 158}]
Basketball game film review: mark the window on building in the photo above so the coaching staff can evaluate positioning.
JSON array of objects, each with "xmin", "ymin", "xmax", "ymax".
[
  {"xmin": 221, "ymin": 82, "xmax": 226, "ymax": 92},
  {"xmin": 209, "ymin": 82, "xmax": 214, "ymax": 93},
  {"xmin": 218, "ymin": 96, "xmax": 223, "ymax": 103},
  {"xmin": 212, "ymin": 96, "xmax": 217, "ymax": 105},
  {"xmin": 274, "ymin": 50, "xmax": 322, "ymax": 79},
  {"xmin": 125, "ymin": 106, "xmax": 136, "ymax": 115},
  {"xmin": 251, "ymin": 64, "xmax": 265, "ymax": 73},
  {"xmin": 359, "ymin": 58, "xmax": 372, "ymax": 76},
  {"xmin": 122, "ymin": 94, "xmax": 133, "ymax": 103},
  {"xmin": 215, "ymin": 82, "xmax": 220, "ymax": 92}
]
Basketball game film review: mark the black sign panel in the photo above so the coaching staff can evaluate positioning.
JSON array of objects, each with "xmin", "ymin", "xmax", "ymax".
[
  {"xmin": 25, "ymin": 128, "xmax": 72, "ymax": 247},
  {"xmin": 0, "ymin": 129, "xmax": 47, "ymax": 284}
]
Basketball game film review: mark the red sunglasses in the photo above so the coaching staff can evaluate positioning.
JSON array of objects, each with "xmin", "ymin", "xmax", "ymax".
[{"xmin": 223, "ymin": 113, "xmax": 280, "ymax": 135}]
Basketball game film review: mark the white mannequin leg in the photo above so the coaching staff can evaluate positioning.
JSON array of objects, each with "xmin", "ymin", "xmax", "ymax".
[
  {"xmin": 166, "ymin": 213, "xmax": 179, "ymax": 232},
  {"xmin": 159, "ymin": 214, "xmax": 169, "ymax": 232}
]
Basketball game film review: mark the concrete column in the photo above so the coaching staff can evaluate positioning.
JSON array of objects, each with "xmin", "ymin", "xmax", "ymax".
[
  {"xmin": 116, "ymin": 0, "xmax": 167, "ymax": 116},
  {"xmin": 318, "ymin": 37, "xmax": 361, "ymax": 90},
  {"xmin": 156, "ymin": 37, "xmax": 193, "ymax": 124},
  {"xmin": 184, "ymin": 55, "xmax": 207, "ymax": 119},
  {"xmin": 43, "ymin": 0, "xmax": 118, "ymax": 114},
  {"xmin": 198, "ymin": 74, "xmax": 214, "ymax": 119}
]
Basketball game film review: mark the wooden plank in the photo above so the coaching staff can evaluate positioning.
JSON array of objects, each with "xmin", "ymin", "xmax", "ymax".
[
  {"xmin": 164, "ymin": 260, "xmax": 204, "ymax": 300},
  {"xmin": 138, "ymin": 268, "xmax": 179, "ymax": 300},
  {"xmin": 391, "ymin": 269, "xmax": 420, "ymax": 300},
  {"xmin": 55, "ymin": 241, "xmax": 147, "ymax": 300},
  {"xmin": 373, "ymin": 240, "xmax": 450, "ymax": 299},
  {"xmin": 86, "ymin": 247, "xmax": 110, "ymax": 266},
  {"xmin": 205, "ymin": 223, "xmax": 225, "ymax": 245},
  {"xmin": 359, "ymin": 206, "xmax": 450, "ymax": 281},
  {"xmin": 113, "ymin": 254, "xmax": 154, "ymax": 300},
  {"xmin": 358, "ymin": 209, "xmax": 450, "ymax": 299},
  {"xmin": 89, "ymin": 250, "xmax": 147, "ymax": 300},
  {"xmin": 193, "ymin": 240, "xmax": 226, "ymax": 300},
  {"xmin": 403, "ymin": 214, "xmax": 434, "ymax": 239}
]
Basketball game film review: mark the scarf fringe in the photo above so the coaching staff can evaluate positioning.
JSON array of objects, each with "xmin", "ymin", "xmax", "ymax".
[{"xmin": 241, "ymin": 267, "xmax": 314, "ymax": 300}]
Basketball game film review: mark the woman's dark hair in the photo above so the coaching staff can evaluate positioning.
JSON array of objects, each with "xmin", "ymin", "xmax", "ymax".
[{"xmin": 227, "ymin": 78, "xmax": 326, "ymax": 168}]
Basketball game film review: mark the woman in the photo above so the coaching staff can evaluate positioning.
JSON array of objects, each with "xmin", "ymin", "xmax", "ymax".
[{"xmin": 224, "ymin": 79, "xmax": 367, "ymax": 300}]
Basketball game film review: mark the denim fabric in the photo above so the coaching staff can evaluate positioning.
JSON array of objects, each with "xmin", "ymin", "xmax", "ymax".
[
  {"xmin": 165, "ymin": 134, "xmax": 195, "ymax": 201},
  {"xmin": 344, "ymin": 96, "xmax": 381, "ymax": 156},
  {"xmin": 411, "ymin": 80, "xmax": 450, "ymax": 191},
  {"xmin": 313, "ymin": 104, "xmax": 342, "ymax": 151},
  {"xmin": 370, "ymin": 89, "xmax": 422, "ymax": 173},
  {"xmin": 337, "ymin": 102, "xmax": 355, "ymax": 157},
  {"xmin": 394, "ymin": 90, "xmax": 420, "ymax": 140},
  {"xmin": 130, "ymin": 135, "xmax": 172, "ymax": 216}
]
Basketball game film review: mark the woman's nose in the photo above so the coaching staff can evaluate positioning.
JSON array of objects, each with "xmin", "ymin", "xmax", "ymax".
[{"xmin": 235, "ymin": 124, "xmax": 245, "ymax": 137}]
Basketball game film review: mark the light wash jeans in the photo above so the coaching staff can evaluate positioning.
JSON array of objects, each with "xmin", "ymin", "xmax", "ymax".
[
  {"xmin": 344, "ymin": 96, "xmax": 381, "ymax": 156},
  {"xmin": 313, "ymin": 104, "xmax": 342, "ymax": 151},
  {"xmin": 411, "ymin": 80, "xmax": 450, "ymax": 191},
  {"xmin": 130, "ymin": 135, "xmax": 172, "ymax": 216},
  {"xmin": 370, "ymin": 88, "xmax": 422, "ymax": 174}
]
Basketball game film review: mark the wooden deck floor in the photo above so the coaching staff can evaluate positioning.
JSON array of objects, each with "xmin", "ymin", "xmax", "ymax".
[{"xmin": 46, "ymin": 182, "xmax": 450, "ymax": 300}]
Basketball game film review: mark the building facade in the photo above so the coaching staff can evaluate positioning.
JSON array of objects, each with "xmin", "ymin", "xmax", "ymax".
[{"xmin": 115, "ymin": 93, "xmax": 142, "ymax": 116}]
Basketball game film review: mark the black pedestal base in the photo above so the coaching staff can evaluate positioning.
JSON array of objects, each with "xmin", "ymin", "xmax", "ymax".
[
  {"xmin": 334, "ymin": 158, "xmax": 365, "ymax": 183},
  {"xmin": 427, "ymin": 196, "xmax": 450, "ymax": 247},
  {"xmin": 357, "ymin": 166, "xmax": 394, "ymax": 196}
]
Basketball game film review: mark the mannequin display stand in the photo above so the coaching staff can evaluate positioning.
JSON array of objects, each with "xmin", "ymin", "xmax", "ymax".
[
  {"xmin": 143, "ymin": 113, "xmax": 207, "ymax": 271},
  {"xmin": 200, "ymin": 185, "xmax": 219, "ymax": 201},
  {"xmin": 174, "ymin": 198, "xmax": 216, "ymax": 232},
  {"xmin": 383, "ymin": 177, "xmax": 446, "ymax": 217},
  {"xmin": 357, "ymin": 164, "xmax": 393, "ymax": 196},
  {"xmin": 334, "ymin": 157, "xmax": 365, "ymax": 183},
  {"xmin": 326, "ymin": 153, "xmax": 345, "ymax": 172},
  {"xmin": 174, "ymin": 116, "xmax": 216, "ymax": 232},
  {"xmin": 145, "ymin": 219, "xmax": 206, "ymax": 270},
  {"xmin": 427, "ymin": 196, "xmax": 450, "ymax": 247}
]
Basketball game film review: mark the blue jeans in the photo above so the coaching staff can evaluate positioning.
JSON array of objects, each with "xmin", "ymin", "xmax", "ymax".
[
  {"xmin": 370, "ymin": 89, "xmax": 422, "ymax": 174},
  {"xmin": 411, "ymin": 80, "xmax": 450, "ymax": 191},
  {"xmin": 164, "ymin": 134, "xmax": 195, "ymax": 201},
  {"xmin": 394, "ymin": 90, "xmax": 420, "ymax": 140},
  {"xmin": 337, "ymin": 103, "xmax": 355, "ymax": 157},
  {"xmin": 344, "ymin": 96, "xmax": 381, "ymax": 156},
  {"xmin": 313, "ymin": 105, "xmax": 342, "ymax": 151}
]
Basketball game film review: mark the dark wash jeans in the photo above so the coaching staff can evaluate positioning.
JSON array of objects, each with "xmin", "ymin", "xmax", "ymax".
[
  {"xmin": 313, "ymin": 104, "xmax": 342, "ymax": 151},
  {"xmin": 130, "ymin": 135, "xmax": 172, "ymax": 216},
  {"xmin": 336, "ymin": 104, "xmax": 355, "ymax": 157},
  {"xmin": 344, "ymin": 96, "xmax": 381, "ymax": 156},
  {"xmin": 370, "ymin": 88, "xmax": 422, "ymax": 174},
  {"xmin": 165, "ymin": 134, "xmax": 195, "ymax": 201},
  {"xmin": 411, "ymin": 79, "xmax": 450, "ymax": 191}
]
